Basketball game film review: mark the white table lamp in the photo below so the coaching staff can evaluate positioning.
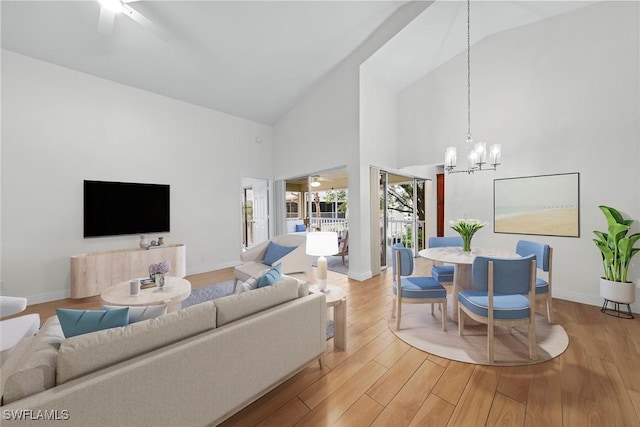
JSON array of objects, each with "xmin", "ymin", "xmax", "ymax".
[{"xmin": 306, "ymin": 232, "xmax": 339, "ymax": 292}]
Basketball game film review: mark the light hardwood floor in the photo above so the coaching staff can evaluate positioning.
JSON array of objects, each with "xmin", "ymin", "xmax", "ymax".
[{"xmin": 19, "ymin": 257, "xmax": 640, "ymax": 426}]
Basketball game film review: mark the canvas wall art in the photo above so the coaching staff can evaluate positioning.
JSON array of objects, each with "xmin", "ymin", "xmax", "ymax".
[{"xmin": 494, "ymin": 173, "xmax": 580, "ymax": 237}]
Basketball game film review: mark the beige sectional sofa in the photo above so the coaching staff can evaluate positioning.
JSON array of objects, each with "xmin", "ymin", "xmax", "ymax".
[{"xmin": 0, "ymin": 277, "xmax": 326, "ymax": 426}]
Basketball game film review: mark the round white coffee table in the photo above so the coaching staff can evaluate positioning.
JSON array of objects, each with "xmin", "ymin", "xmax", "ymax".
[
  {"xmin": 311, "ymin": 284, "xmax": 347, "ymax": 351},
  {"xmin": 100, "ymin": 276, "xmax": 191, "ymax": 313}
]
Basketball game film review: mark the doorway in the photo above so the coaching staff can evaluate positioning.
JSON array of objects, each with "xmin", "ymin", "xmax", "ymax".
[
  {"xmin": 378, "ymin": 170, "xmax": 428, "ymax": 270},
  {"xmin": 242, "ymin": 178, "xmax": 269, "ymax": 249}
]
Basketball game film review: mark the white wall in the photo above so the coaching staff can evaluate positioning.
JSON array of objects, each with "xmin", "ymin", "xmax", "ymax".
[
  {"xmin": 397, "ymin": 2, "xmax": 640, "ymax": 309},
  {"xmin": 1, "ymin": 50, "xmax": 274, "ymax": 303},
  {"xmin": 274, "ymin": 2, "xmax": 430, "ymax": 280}
]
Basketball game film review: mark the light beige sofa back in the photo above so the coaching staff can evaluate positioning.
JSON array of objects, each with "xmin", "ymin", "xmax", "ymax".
[
  {"xmin": 56, "ymin": 301, "xmax": 217, "ymax": 384},
  {"xmin": 0, "ymin": 292, "xmax": 326, "ymax": 426},
  {"xmin": 214, "ymin": 277, "xmax": 299, "ymax": 326}
]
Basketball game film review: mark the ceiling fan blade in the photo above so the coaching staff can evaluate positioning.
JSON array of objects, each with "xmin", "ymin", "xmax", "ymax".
[
  {"xmin": 97, "ymin": 6, "xmax": 115, "ymax": 36},
  {"xmin": 122, "ymin": 3, "xmax": 170, "ymax": 41}
]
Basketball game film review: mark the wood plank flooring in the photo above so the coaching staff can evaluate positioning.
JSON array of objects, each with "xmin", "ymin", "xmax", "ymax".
[{"xmin": 18, "ymin": 257, "xmax": 640, "ymax": 426}]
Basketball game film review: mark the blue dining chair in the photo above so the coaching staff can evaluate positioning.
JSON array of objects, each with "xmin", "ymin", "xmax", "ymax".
[
  {"xmin": 391, "ymin": 244, "xmax": 447, "ymax": 331},
  {"xmin": 428, "ymin": 236, "xmax": 463, "ymax": 285},
  {"xmin": 458, "ymin": 254, "xmax": 537, "ymax": 362},
  {"xmin": 516, "ymin": 240, "xmax": 553, "ymax": 323}
]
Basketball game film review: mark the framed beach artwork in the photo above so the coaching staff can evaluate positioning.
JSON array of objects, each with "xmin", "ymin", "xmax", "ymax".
[{"xmin": 494, "ymin": 173, "xmax": 580, "ymax": 237}]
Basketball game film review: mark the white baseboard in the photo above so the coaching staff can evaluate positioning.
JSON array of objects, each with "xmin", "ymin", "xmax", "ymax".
[
  {"xmin": 554, "ymin": 289, "xmax": 639, "ymax": 313},
  {"xmin": 348, "ymin": 270, "xmax": 372, "ymax": 282},
  {"xmin": 28, "ymin": 290, "xmax": 70, "ymax": 305},
  {"xmin": 188, "ymin": 260, "xmax": 240, "ymax": 276}
]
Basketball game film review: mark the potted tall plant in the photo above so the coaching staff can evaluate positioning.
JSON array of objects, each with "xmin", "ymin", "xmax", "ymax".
[{"xmin": 593, "ymin": 205, "xmax": 640, "ymax": 304}]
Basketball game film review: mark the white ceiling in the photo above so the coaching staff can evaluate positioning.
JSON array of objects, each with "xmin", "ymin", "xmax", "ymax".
[
  {"xmin": 1, "ymin": 1, "xmax": 596, "ymax": 125},
  {"xmin": 1, "ymin": 0, "xmax": 408, "ymax": 125},
  {"xmin": 364, "ymin": 0, "xmax": 597, "ymax": 93}
]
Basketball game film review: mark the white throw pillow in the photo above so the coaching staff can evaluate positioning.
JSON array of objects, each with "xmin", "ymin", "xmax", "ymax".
[
  {"xmin": 235, "ymin": 278, "xmax": 258, "ymax": 294},
  {"xmin": 102, "ymin": 304, "xmax": 168, "ymax": 323}
]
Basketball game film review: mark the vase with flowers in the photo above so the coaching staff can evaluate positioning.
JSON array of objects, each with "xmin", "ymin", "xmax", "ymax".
[
  {"xmin": 149, "ymin": 261, "xmax": 171, "ymax": 288},
  {"xmin": 449, "ymin": 218, "xmax": 487, "ymax": 252}
]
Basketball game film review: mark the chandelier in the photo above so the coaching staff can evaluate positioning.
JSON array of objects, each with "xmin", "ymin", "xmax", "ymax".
[{"xmin": 444, "ymin": 0, "xmax": 501, "ymax": 174}]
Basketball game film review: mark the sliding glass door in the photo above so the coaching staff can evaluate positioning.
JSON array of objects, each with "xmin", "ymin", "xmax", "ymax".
[{"xmin": 378, "ymin": 170, "xmax": 427, "ymax": 269}]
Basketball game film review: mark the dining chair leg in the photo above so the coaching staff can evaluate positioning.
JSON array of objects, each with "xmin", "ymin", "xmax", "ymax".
[
  {"xmin": 488, "ymin": 323, "xmax": 495, "ymax": 363},
  {"xmin": 546, "ymin": 296, "xmax": 554, "ymax": 323},
  {"xmin": 458, "ymin": 306, "xmax": 464, "ymax": 336},
  {"xmin": 431, "ymin": 303, "xmax": 435, "ymax": 315},
  {"xmin": 528, "ymin": 320, "xmax": 537, "ymax": 360},
  {"xmin": 395, "ymin": 298, "xmax": 402, "ymax": 330},
  {"xmin": 441, "ymin": 300, "xmax": 447, "ymax": 332},
  {"xmin": 391, "ymin": 297, "xmax": 396, "ymax": 319}
]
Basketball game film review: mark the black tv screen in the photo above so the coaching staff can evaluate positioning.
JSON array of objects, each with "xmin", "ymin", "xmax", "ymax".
[{"xmin": 84, "ymin": 180, "xmax": 170, "ymax": 238}]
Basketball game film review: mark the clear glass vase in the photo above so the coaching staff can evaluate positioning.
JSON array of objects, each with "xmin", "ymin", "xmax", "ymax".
[{"xmin": 461, "ymin": 234, "xmax": 473, "ymax": 252}]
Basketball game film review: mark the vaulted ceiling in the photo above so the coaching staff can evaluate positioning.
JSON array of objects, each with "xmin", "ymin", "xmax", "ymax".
[{"xmin": 2, "ymin": 1, "xmax": 595, "ymax": 125}]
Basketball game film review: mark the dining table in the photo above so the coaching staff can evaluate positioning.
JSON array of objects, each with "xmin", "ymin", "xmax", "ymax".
[{"xmin": 418, "ymin": 246, "xmax": 519, "ymax": 323}]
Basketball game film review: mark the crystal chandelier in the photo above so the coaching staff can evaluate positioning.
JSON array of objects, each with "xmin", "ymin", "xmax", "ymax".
[{"xmin": 444, "ymin": 0, "xmax": 501, "ymax": 174}]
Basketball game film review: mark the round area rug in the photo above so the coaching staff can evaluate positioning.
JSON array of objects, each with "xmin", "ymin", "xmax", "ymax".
[{"xmin": 389, "ymin": 303, "xmax": 569, "ymax": 366}]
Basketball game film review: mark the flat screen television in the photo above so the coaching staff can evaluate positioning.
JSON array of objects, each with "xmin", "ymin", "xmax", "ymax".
[{"xmin": 84, "ymin": 180, "xmax": 170, "ymax": 238}]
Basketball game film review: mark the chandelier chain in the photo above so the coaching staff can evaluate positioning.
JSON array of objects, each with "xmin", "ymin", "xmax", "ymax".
[
  {"xmin": 444, "ymin": 0, "xmax": 501, "ymax": 174},
  {"xmin": 467, "ymin": 0, "xmax": 471, "ymax": 141}
]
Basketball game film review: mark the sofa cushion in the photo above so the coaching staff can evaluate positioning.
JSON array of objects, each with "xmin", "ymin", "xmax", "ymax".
[
  {"xmin": 262, "ymin": 241, "xmax": 297, "ymax": 266},
  {"xmin": 57, "ymin": 302, "xmax": 216, "ymax": 384},
  {"xmin": 56, "ymin": 307, "xmax": 130, "ymax": 338},
  {"xmin": 295, "ymin": 223, "xmax": 307, "ymax": 232},
  {"xmin": 257, "ymin": 263, "xmax": 282, "ymax": 288},
  {"xmin": 0, "ymin": 316, "xmax": 65, "ymax": 404},
  {"xmin": 214, "ymin": 279, "xmax": 299, "ymax": 327},
  {"xmin": 102, "ymin": 304, "xmax": 168, "ymax": 323}
]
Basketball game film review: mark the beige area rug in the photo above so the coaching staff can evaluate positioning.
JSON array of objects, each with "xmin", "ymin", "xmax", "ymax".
[{"xmin": 389, "ymin": 303, "xmax": 569, "ymax": 366}]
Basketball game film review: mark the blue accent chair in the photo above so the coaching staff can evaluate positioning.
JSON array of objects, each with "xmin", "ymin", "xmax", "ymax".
[
  {"xmin": 428, "ymin": 236, "xmax": 463, "ymax": 284},
  {"xmin": 516, "ymin": 240, "xmax": 554, "ymax": 323},
  {"xmin": 458, "ymin": 254, "xmax": 537, "ymax": 362},
  {"xmin": 391, "ymin": 244, "xmax": 447, "ymax": 331}
]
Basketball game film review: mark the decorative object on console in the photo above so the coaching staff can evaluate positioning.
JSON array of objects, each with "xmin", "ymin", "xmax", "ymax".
[
  {"xmin": 306, "ymin": 231, "xmax": 339, "ymax": 292},
  {"xmin": 139, "ymin": 235, "xmax": 149, "ymax": 249},
  {"xmin": 449, "ymin": 218, "xmax": 487, "ymax": 252},
  {"xmin": 593, "ymin": 205, "xmax": 639, "ymax": 318},
  {"xmin": 444, "ymin": 0, "xmax": 501, "ymax": 175},
  {"xmin": 158, "ymin": 236, "xmax": 164, "ymax": 245}
]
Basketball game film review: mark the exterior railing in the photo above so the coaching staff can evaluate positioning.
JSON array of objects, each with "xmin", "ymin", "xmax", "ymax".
[
  {"xmin": 287, "ymin": 217, "xmax": 347, "ymax": 233},
  {"xmin": 385, "ymin": 219, "xmax": 425, "ymax": 251}
]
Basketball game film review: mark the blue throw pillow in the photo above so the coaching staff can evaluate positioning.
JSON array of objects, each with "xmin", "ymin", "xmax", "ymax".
[
  {"xmin": 295, "ymin": 224, "xmax": 306, "ymax": 232},
  {"xmin": 257, "ymin": 264, "xmax": 282, "ymax": 288},
  {"xmin": 56, "ymin": 307, "xmax": 129, "ymax": 338},
  {"xmin": 262, "ymin": 241, "xmax": 296, "ymax": 266}
]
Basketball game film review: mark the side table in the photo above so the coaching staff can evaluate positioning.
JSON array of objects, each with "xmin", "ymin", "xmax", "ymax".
[{"xmin": 311, "ymin": 284, "xmax": 347, "ymax": 351}]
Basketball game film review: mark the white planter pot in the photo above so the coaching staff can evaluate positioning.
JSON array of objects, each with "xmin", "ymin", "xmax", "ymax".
[{"xmin": 600, "ymin": 278, "xmax": 636, "ymax": 304}]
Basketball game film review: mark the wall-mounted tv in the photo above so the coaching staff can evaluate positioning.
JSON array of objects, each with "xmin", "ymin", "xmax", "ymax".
[{"xmin": 84, "ymin": 180, "xmax": 170, "ymax": 238}]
